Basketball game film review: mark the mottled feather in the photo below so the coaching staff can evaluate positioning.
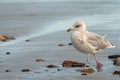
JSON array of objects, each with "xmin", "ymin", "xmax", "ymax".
[{"xmin": 87, "ymin": 31, "xmax": 114, "ymax": 50}]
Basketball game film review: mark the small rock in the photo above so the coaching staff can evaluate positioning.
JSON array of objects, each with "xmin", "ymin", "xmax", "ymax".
[
  {"xmin": 113, "ymin": 71, "xmax": 120, "ymax": 76},
  {"xmin": 113, "ymin": 57, "xmax": 120, "ymax": 66},
  {"xmin": 47, "ymin": 65, "xmax": 58, "ymax": 68},
  {"xmin": 0, "ymin": 34, "xmax": 15, "ymax": 42},
  {"xmin": 5, "ymin": 70, "xmax": 10, "ymax": 72},
  {"xmin": 36, "ymin": 58, "xmax": 45, "ymax": 62},
  {"xmin": 68, "ymin": 43, "xmax": 72, "ymax": 45},
  {"xmin": 76, "ymin": 68, "xmax": 95, "ymax": 73},
  {"xmin": 57, "ymin": 68, "xmax": 62, "ymax": 71},
  {"xmin": 26, "ymin": 39, "xmax": 30, "ymax": 42},
  {"xmin": 58, "ymin": 44, "xmax": 64, "ymax": 46},
  {"xmin": 6, "ymin": 52, "xmax": 11, "ymax": 55},
  {"xmin": 108, "ymin": 55, "xmax": 120, "ymax": 59},
  {"xmin": 21, "ymin": 69, "xmax": 30, "ymax": 72},
  {"xmin": 72, "ymin": 64, "xmax": 89, "ymax": 67},
  {"xmin": 81, "ymin": 73, "xmax": 87, "ymax": 76},
  {"xmin": 62, "ymin": 60, "xmax": 85, "ymax": 67}
]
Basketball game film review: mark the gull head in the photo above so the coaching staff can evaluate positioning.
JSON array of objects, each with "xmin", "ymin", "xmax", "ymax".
[{"xmin": 67, "ymin": 20, "xmax": 86, "ymax": 32}]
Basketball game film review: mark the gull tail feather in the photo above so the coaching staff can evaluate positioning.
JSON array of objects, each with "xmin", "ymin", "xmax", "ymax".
[
  {"xmin": 107, "ymin": 42, "xmax": 115, "ymax": 48},
  {"xmin": 110, "ymin": 42, "xmax": 115, "ymax": 48}
]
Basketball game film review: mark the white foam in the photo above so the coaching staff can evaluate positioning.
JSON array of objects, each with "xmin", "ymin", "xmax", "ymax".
[
  {"xmin": 1, "ymin": 11, "xmax": 120, "ymax": 47},
  {"xmin": 0, "ymin": 18, "xmax": 77, "ymax": 46}
]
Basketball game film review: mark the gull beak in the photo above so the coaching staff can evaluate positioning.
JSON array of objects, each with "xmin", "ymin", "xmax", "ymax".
[{"xmin": 66, "ymin": 27, "xmax": 73, "ymax": 32}]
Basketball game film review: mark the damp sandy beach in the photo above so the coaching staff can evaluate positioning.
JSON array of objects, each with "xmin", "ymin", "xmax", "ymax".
[{"xmin": 0, "ymin": 0, "xmax": 120, "ymax": 80}]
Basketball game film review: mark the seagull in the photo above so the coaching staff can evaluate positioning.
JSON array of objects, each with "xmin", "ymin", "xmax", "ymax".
[{"xmin": 67, "ymin": 20, "xmax": 115, "ymax": 70}]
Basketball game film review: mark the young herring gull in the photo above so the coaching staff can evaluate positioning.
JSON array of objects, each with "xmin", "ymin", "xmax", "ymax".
[{"xmin": 67, "ymin": 20, "xmax": 115, "ymax": 70}]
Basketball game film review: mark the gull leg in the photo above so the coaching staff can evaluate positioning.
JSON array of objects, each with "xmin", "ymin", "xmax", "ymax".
[
  {"xmin": 84, "ymin": 54, "xmax": 90, "ymax": 68},
  {"xmin": 93, "ymin": 54, "xmax": 103, "ymax": 69}
]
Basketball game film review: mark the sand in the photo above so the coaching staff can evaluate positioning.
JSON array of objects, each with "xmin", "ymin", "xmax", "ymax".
[{"xmin": 0, "ymin": 0, "xmax": 120, "ymax": 80}]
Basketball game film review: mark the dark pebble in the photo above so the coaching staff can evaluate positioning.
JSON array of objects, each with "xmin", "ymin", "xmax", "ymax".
[
  {"xmin": 6, "ymin": 52, "xmax": 11, "ymax": 55},
  {"xmin": 72, "ymin": 64, "xmax": 83, "ymax": 67},
  {"xmin": 35, "ymin": 58, "xmax": 45, "ymax": 62},
  {"xmin": 68, "ymin": 43, "xmax": 72, "ymax": 45},
  {"xmin": 58, "ymin": 44, "xmax": 64, "ymax": 46},
  {"xmin": 108, "ymin": 55, "xmax": 120, "ymax": 59},
  {"xmin": 113, "ymin": 60, "xmax": 117, "ymax": 65},
  {"xmin": 21, "ymin": 69, "xmax": 30, "ymax": 72},
  {"xmin": 113, "ymin": 71, "xmax": 120, "ymax": 76},
  {"xmin": 47, "ymin": 65, "xmax": 58, "ymax": 68},
  {"xmin": 81, "ymin": 73, "xmax": 87, "ymax": 76},
  {"xmin": 72, "ymin": 64, "xmax": 89, "ymax": 67},
  {"xmin": 26, "ymin": 39, "xmax": 30, "ymax": 42},
  {"xmin": 58, "ymin": 68, "xmax": 62, "ymax": 71},
  {"xmin": 113, "ymin": 57, "xmax": 120, "ymax": 66},
  {"xmin": 86, "ymin": 65, "xmax": 90, "ymax": 67},
  {"xmin": 5, "ymin": 70, "xmax": 10, "ymax": 72}
]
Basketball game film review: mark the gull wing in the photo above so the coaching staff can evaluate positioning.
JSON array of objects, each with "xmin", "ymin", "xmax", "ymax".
[{"xmin": 87, "ymin": 31, "xmax": 114, "ymax": 50}]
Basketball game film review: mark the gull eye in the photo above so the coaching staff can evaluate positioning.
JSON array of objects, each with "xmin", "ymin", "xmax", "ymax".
[{"xmin": 75, "ymin": 25, "xmax": 80, "ymax": 28}]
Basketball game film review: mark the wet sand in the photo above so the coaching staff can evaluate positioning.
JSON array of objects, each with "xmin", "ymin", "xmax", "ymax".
[{"xmin": 0, "ymin": 1, "xmax": 120, "ymax": 80}]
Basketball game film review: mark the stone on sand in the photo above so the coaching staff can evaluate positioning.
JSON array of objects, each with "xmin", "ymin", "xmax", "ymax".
[
  {"xmin": 21, "ymin": 69, "xmax": 31, "ymax": 72},
  {"xmin": 35, "ymin": 58, "xmax": 45, "ymax": 62},
  {"xmin": 76, "ymin": 68, "xmax": 95, "ymax": 73},
  {"xmin": 113, "ymin": 57, "xmax": 120, "ymax": 66},
  {"xmin": 0, "ymin": 34, "xmax": 15, "ymax": 42},
  {"xmin": 58, "ymin": 44, "xmax": 65, "ymax": 46},
  {"xmin": 62, "ymin": 60, "xmax": 85, "ymax": 67},
  {"xmin": 113, "ymin": 71, "xmax": 120, "ymax": 76},
  {"xmin": 108, "ymin": 55, "xmax": 120, "ymax": 59},
  {"xmin": 47, "ymin": 65, "xmax": 58, "ymax": 68}
]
